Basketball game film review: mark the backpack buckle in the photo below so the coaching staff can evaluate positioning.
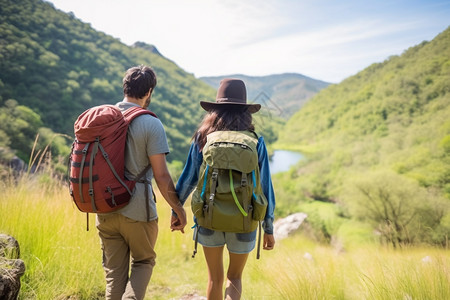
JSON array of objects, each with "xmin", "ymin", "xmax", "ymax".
[
  {"xmin": 82, "ymin": 142, "xmax": 89, "ymax": 154},
  {"xmin": 211, "ymin": 170, "xmax": 218, "ymax": 181},
  {"xmin": 241, "ymin": 173, "xmax": 247, "ymax": 187},
  {"xmin": 88, "ymin": 188, "xmax": 94, "ymax": 196},
  {"xmin": 209, "ymin": 193, "xmax": 215, "ymax": 202}
]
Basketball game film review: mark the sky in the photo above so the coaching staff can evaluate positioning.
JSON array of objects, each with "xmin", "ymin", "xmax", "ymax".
[{"xmin": 47, "ymin": 0, "xmax": 450, "ymax": 83}]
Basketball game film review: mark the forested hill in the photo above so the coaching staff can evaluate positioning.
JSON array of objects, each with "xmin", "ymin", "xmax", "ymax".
[
  {"xmin": 274, "ymin": 27, "xmax": 450, "ymax": 244},
  {"xmin": 0, "ymin": 0, "xmax": 215, "ymax": 163},
  {"xmin": 200, "ymin": 73, "xmax": 330, "ymax": 119}
]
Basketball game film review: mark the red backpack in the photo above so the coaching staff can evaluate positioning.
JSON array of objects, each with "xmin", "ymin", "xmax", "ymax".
[{"xmin": 68, "ymin": 104, "xmax": 156, "ymax": 218}]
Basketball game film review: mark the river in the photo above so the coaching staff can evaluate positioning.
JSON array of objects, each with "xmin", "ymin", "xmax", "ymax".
[{"xmin": 269, "ymin": 150, "xmax": 304, "ymax": 174}]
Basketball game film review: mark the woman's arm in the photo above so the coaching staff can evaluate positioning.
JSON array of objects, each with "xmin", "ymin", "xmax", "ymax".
[
  {"xmin": 256, "ymin": 136, "xmax": 275, "ymax": 235},
  {"xmin": 175, "ymin": 142, "xmax": 203, "ymax": 205}
]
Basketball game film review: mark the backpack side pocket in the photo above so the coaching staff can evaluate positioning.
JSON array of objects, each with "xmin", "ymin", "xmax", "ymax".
[
  {"xmin": 251, "ymin": 193, "xmax": 268, "ymax": 221},
  {"xmin": 191, "ymin": 190, "xmax": 205, "ymax": 220}
]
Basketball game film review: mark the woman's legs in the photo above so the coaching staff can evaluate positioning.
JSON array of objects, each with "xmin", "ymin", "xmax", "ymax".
[
  {"xmin": 225, "ymin": 252, "xmax": 249, "ymax": 300},
  {"xmin": 203, "ymin": 246, "xmax": 225, "ymax": 300},
  {"xmin": 199, "ymin": 230, "xmax": 254, "ymax": 299}
]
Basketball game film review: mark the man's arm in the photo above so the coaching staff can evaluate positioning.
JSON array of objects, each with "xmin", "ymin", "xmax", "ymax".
[{"xmin": 149, "ymin": 153, "xmax": 187, "ymax": 232}]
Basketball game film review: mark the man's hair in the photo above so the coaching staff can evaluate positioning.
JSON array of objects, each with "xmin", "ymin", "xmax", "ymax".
[{"xmin": 123, "ymin": 65, "xmax": 157, "ymax": 98}]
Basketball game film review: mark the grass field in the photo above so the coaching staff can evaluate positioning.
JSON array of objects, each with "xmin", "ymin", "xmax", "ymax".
[{"xmin": 1, "ymin": 174, "xmax": 449, "ymax": 299}]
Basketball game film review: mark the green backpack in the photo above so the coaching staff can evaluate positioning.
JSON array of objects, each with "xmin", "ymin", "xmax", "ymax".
[{"xmin": 191, "ymin": 131, "xmax": 268, "ymax": 257}]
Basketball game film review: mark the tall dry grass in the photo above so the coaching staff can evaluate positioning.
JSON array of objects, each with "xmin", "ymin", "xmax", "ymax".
[{"xmin": 0, "ymin": 172, "xmax": 449, "ymax": 299}]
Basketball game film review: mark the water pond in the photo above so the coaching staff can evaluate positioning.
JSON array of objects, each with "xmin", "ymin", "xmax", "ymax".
[{"xmin": 269, "ymin": 150, "xmax": 304, "ymax": 174}]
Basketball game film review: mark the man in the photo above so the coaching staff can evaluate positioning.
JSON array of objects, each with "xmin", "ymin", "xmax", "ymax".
[{"xmin": 96, "ymin": 65, "xmax": 187, "ymax": 300}]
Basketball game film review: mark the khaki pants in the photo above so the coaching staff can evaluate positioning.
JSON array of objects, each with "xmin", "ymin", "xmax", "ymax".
[{"xmin": 96, "ymin": 214, "xmax": 158, "ymax": 300}]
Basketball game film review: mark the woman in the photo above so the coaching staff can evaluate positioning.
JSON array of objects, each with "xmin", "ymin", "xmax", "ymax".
[{"xmin": 176, "ymin": 78, "xmax": 275, "ymax": 300}]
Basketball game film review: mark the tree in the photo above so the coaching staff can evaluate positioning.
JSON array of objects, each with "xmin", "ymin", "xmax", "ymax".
[{"xmin": 343, "ymin": 170, "xmax": 449, "ymax": 247}]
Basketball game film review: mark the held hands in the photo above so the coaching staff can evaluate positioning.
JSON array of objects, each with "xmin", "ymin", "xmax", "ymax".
[
  {"xmin": 170, "ymin": 206, "xmax": 187, "ymax": 233},
  {"xmin": 263, "ymin": 233, "xmax": 275, "ymax": 250}
]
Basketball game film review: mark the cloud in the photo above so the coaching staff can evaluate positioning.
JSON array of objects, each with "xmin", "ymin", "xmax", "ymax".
[
  {"xmin": 48, "ymin": 0, "xmax": 450, "ymax": 82},
  {"xmin": 193, "ymin": 18, "xmax": 429, "ymax": 81}
]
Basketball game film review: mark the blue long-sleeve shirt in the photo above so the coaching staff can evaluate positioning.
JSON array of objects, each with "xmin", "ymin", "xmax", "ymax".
[{"xmin": 175, "ymin": 135, "xmax": 275, "ymax": 234}]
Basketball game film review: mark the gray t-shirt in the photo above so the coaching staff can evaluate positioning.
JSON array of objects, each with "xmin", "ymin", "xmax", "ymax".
[{"xmin": 115, "ymin": 101, "xmax": 170, "ymax": 222}]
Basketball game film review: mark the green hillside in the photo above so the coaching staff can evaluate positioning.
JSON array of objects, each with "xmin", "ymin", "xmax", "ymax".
[
  {"xmin": 0, "ymin": 0, "xmax": 215, "ymax": 163},
  {"xmin": 200, "ymin": 73, "xmax": 330, "ymax": 119},
  {"xmin": 276, "ymin": 27, "xmax": 450, "ymax": 246},
  {"xmin": 0, "ymin": 0, "xmax": 286, "ymax": 168}
]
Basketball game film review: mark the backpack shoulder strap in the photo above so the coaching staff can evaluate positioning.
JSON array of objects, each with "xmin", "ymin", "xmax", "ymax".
[
  {"xmin": 248, "ymin": 130, "xmax": 259, "ymax": 140},
  {"xmin": 122, "ymin": 106, "xmax": 158, "ymax": 124}
]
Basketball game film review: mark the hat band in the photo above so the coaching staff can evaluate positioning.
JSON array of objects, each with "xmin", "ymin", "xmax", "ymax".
[{"xmin": 216, "ymin": 97, "xmax": 246, "ymax": 104}]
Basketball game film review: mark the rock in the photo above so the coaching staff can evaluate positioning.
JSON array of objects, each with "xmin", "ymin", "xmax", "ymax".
[
  {"xmin": 0, "ymin": 235, "xmax": 20, "ymax": 259},
  {"xmin": 8, "ymin": 156, "xmax": 27, "ymax": 176},
  {"xmin": 273, "ymin": 212, "xmax": 308, "ymax": 240},
  {"xmin": 0, "ymin": 234, "xmax": 25, "ymax": 300}
]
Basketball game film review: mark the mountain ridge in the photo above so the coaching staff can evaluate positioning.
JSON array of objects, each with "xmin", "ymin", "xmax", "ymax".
[{"xmin": 200, "ymin": 73, "xmax": 330, "ymax": 119}]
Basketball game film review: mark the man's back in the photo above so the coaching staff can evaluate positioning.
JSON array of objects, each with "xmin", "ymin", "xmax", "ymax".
[{"xmin": 116, "ymin": 101, "xmax": 169, "ymax": 222}]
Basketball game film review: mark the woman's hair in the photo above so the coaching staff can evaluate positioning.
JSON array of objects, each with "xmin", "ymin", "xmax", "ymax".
[
  {"xmin": 194, "ymin": 107, "xmax": 255, "ymax": 150},
  {"xmin": 122, "ymin": 65, "xmax": 157, "ymax": 98}
]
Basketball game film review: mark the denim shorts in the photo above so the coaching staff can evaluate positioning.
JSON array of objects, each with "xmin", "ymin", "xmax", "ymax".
[{"xmin": 195, "ymin": 226, "xmax": 257, "ymax": 254}]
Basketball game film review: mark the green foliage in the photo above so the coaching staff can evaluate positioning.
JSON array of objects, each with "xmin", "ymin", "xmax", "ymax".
[
  {"xmin": 0, "ymin": 0, "xmax": 216, "ymax": 162},
  {"xmin": 0, "ymin": 100, "xmax": 42, "ymax": 159},
  {"xmin": 275, "ymin": 26, "xmax": 450, "ymax": 246},
  {"xmin": 0, "ymin": 100, "xmax": 70, "ymax": 175},
  {"xmin": 0, "ymin": 99, "xmax": 43, "ymax": 160}
]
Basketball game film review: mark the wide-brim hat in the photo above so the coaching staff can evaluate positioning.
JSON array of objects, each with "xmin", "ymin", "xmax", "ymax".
[{"xmin": 200, "ymin": 78, "xmax": 261, "ymax": 114}]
